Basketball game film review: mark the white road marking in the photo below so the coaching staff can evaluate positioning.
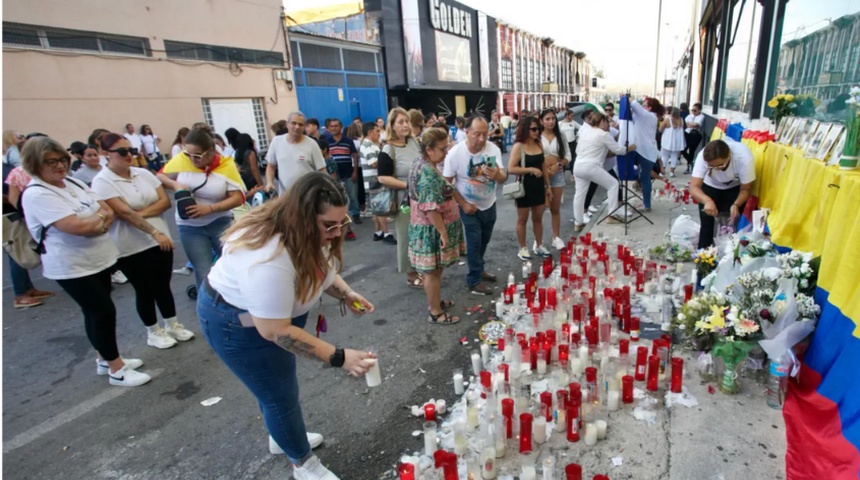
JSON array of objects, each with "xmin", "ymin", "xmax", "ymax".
[{"xmin": 3, "ymin": 368, "xmax": 165, "ymax": 453}]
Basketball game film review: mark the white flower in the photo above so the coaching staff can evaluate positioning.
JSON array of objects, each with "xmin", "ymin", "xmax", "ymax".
[
  {"xmin": 851, "ymin": 86, "xmax": 860, "ymax": 95},
  {"xmin": 801, "ymin": 279, "xmax": 809, "ymax": 289},
  {"xmin": 678, "ymin": 313, "xmax": 686, "ymax": 321},
  {"xmin": 800, "ymin": 263, "xmax": 810, "ymax": 274},
  {"xmin": 847, "ymin": 98, "xmax": 858, "ymax": 105},
  {"xmin": 791, "ymin": 267, "xmax": 802, "ymax": 277},
  {"xmin": 802, "ymin": 252, "xmax": 813, "ymax": 263},
  {"xmin": 679, "ymin": 324, "xmax": 686, "ymax": 330},
  {"xmin": 764, "ymin": 267, "xmax": 782, "ymax": 281}
]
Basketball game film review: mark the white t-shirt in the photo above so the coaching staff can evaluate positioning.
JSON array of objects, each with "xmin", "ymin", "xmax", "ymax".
[
  {"xmin": 208, "ymin": 234, "xmax": 336, "ymax": 319},
  {"xmin": 124, "ymin": 133, "xmax": 143, "ymax": 151},
  {"xmin": 173, "ymin": 170, "xmax": 241, "ymax": 227},
  {"xmin": 92, "ymin": 167, "xmax": 171, "ymax": 258},
  {"xmin": 22, "ymin": 177, "xmax": 118, "ymax": 280},
  {"xmin": 171, "ymin": 144, "xmax": 183, "ymax": 158},
  {"xmin": 265, "ymin": 135, "xmax": 326, "ymax": 192},
  {"xmin": 454, "ymin": 130, "xmax": 467, "ymax": 144},
  {"xmin": 575, "ymin": 127, "xmax": 628, "ymax": 168},
  {"xmin": 685, "ymin": 113, "xmax": 705, "ymax": 133},
  {"xmin": 140, "ymin": 134, "xmax": 160, "ymax": 156},
  {"xmin": 692, "ymin": 139, "xmax": 756, "ymax": 190},
  {"xmin": 442, "ymin": 141, "xmax": 503, "ymax": 211},
  {"xmin": 630, "ymin": 102, "xmax": 659, "ymax": 162},
  {"xmin": 223, "ymin": 146, "xmax": 235, "ymax": 159},
  {"xmin": 559, "ymin": 121, "xmax": 577, "ymax": 144}
]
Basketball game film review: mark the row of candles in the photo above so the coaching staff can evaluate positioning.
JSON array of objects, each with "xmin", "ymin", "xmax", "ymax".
[{"xmin": 400, "ymin": 234, "xmax": 689, "ymax": 480}]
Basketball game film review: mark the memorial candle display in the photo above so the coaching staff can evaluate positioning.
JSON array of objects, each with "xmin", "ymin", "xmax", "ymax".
[
  {"xmin": 519, "ymin": 413, "xmax": 533, "ymax": 453},
  {"xmin": 647, "ymin": 355, "xmax": 660, "ymax": 391},
  {"xmin": 635, "ymin": 346, "xmax": 648, "ymax": 381},
  {"xmin": 671, "ymin": 357, "xmax": 684, "ymax": 393},
  {"xmin": 622, "ymin": 375, "xmax": 634, "ymax": 403}
]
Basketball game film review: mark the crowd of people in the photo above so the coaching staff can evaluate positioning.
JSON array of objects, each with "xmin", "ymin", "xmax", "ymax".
[{"xmin": 2, "ymin": 92, "xmax": 751, "ymax": 478}]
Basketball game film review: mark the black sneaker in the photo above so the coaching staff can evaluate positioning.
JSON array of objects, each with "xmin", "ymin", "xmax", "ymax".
[
  {"xmin": 373, "ymin": 233, "xmax": 384, "ymax": 241},
  {"xmin": 353, "ymin": 217, "xmax": 363, "ymax": 225},
  {"xmin": 383, "ymin": 234, "xmax": 397, "ymax": 245}
]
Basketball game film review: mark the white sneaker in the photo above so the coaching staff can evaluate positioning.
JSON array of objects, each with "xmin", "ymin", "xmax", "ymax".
[
  {"xmin": 108, "ymin": 364, "xmax": 152, "ymax": 387},
  {"xmin": 533, "ymin": 242, "xmax": 551, "ymax": 258},
  {"xmin": 164, "ymin": 322, "xmax": 195, "ymax": 342},
  {"xmin": 172, "ymin": 266, "xmax": 193, "ymax": 276},
  {"xmin": 551, "ymin": 237, "xmax": 565, "ymax": 250},
  {"xmin": 517, "ymin": 247, "xmax": 532, "ymax": 261},
  {"xmin": 292, "ymin": 455, "xmax": 340, "ymax": 480},
  {"xmin": 147, "ymin": 327, "xmax": 178, "ymax": 349},
  {"xmin": 97, "ymin": 358, "xmax": 143, "ymax": 376},
  {"xmin": 588, "ymin": 206, "xmax": 599, "ymax": 214},
  {"xmin": 583, "ymin": 213, "xmax": 592, "ymax": 223},
  {"xmin": 269, "ymin": 433, "xmax": 324, "ymax": 454},
  {"xmin": 111, "ymin": 271, "xmax": 128, "ymax": 284}
]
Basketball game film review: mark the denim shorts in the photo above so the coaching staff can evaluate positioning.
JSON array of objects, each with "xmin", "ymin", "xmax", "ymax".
[{"xmin": 549, "ymin": 171, "xmax": 566, "ymax": 188}]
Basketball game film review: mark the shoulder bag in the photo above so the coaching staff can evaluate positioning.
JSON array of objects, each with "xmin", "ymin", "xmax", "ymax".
[
  {"xmin": 503, "ymin": 147, "xmax": 526, "ymax": 200},
  {"xmin": 368, "ymin": 144, "xmax": 399, "ymax": 216}
]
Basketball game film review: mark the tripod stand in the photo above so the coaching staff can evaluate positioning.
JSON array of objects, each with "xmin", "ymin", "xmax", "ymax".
[{"xmin": 597, "ymin": 93, "xmax": 653, "ymax": 235}]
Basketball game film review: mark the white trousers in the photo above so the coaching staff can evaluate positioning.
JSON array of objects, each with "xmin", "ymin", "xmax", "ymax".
[
  {"xmin": 573, "ymin": 161, "xmax": 619, "ymax": 224},
  {"xmin": 661, "ymin": 149, "xmax": 682, "ymax": 169}
]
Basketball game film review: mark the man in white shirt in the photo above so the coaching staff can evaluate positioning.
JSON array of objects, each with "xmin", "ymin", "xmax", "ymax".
[
  {"xmin": 689, "ymin": 139, "xmax": 756, "ymax": 249},
  {"xmin": 264, "ymin": 112, "xmax": 327, "ymax": 193},
  {"xmin": 443, "ymin": 115, "xmax": 508, "ymax": 296},
  {"xmin": 684, "ymin": 103, "xmax": 705, "ymax": 173}
]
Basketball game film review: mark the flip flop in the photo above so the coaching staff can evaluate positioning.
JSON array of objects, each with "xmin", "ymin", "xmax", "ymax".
[
  {"xmin": 14, "ymin": 296, "xmax": 43, "ymax": 309},
  {"xmin": 427, "ymin": 311, "xmax": 460, "ymax": 325}
]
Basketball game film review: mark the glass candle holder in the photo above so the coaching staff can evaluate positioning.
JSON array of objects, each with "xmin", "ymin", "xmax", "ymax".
[
  {"xmin": 635, "ymin": 346, "xmax": 648, "ymax": 381},
  {"xmin": 647, "ymin": 355, "xmax": 660, "ymax": 392},
  {"xmin": 519, "ymin": 413, "xmax": 533, "ymax": 454},
  {"xmin": 671, "ymin": 357, "xmax": 684, "ymax": 393},
  {"xmin": 622, "ymin": 375, "xmax": 634, "ymax": 403},
  {"xmin": 565, "ymin": 463, "xmax": 582, "ymax": 480},
  {"xmin": 398, "ymin": 462, "xmax": 415, "ymax": 480}
]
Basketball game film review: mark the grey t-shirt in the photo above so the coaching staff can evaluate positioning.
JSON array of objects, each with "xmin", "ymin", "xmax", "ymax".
[
  {"xmin": 72, "ymin": 165, "xmax": 103, "ymax": 186},
  {"xmin": 377, "ymin": 138, "xmax": 421, "ymax": 202},
  {"xmin": 265, "ymin": 135, "xmax": 326, "ymax": 192}
]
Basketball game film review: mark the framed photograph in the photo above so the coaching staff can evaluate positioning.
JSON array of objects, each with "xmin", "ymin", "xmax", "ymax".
[
  {"xmin": 798, "ymin": 120, "xmax": 819, "ymax": 151},
  {"xmin": 827, "ymin": 132, "xmax": 847, "ymax": 166},
  {"xmin": 805, "ymin": 123, "xmax": 829, "ymax": 159},
  {"xmin": 775, "ymin": 117, "xmax": 790, "ymax": 142},
  {"xmin": 783, "ymin": 118, "xmax": 802, "ymax": 146},
  {"xmin": 817, "ymin": 125, "xmax": 844, "ymax": 162}
]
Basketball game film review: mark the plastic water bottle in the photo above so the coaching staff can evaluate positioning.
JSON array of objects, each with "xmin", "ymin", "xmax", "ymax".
[{"xmin": 766, "ymin": 356, "xmax": 789, "ymax": 410}]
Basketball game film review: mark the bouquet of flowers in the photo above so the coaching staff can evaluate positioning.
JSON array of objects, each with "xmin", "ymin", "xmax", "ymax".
[
  {"xmin": 776, "ymin": 250, "xmax": 820, "ymax": 296},
  {"xmin": 734, "ymin": 235, "xmax": 775, "ymax": 266},
  {"xmin": 694, "ymin": 247, "xmax": 717, "ymax": 286},
  {"xmin": 840, "ymin": 86, "xmax": 860, "ymax": 170},
  {"xmin": 695, "ymin": 305, "xmax": 763, "ymax": 394},
  {"xmin": 650, "ymin": 242, "xmax": 694, "ymax": 263},
  {"xmin": 675, "ymin": 291, "xmax": 729, "ymax": 351}
]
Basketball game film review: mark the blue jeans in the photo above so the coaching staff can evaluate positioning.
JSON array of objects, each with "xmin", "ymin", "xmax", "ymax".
[
  {"xmin": 636, "ymin": 152, "xmax": 654, "ymax": 209},
  {"xmin": 177, "ymin": 216, "xmax": 232, "ymax": 288},
  {"xmin": 341, "ymin": 177, "xmax": 360, "ymax": 219},
  {"xmin": 459, "ymin": 203, "xmax": 497, "ymax": 288},
  {"xmin": 7, "ymin": 253, "xmax": 33, "ymax": 296},
  {"xmin": 197, "ymin": 284, "xmax": 311, "ymax": 464}
]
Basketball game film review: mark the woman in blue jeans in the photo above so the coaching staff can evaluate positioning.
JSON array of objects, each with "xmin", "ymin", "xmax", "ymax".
[
  {"xmin": 199, "ymin": 172, "xmax": 375, "ymax": 480},
  {"xmin": 630, "ymin": 97, "xmax": 664, "ymax": 212},
  {"xmin": 157, "ymin": 127, "xmax": 244, "ymax": 288}
]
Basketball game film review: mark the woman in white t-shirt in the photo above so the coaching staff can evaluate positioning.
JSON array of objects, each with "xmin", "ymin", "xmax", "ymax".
[
  {"xmin": 690, "ymin": 139, "xmax": 756, "ymax": 248},
  {"xmin": 20, "ymin": 137, "xmax": 151, "ymax": 387},
  {"xmin": 157, "ymin": 128, "xmax": 245, "ymax": 289},
  {"xmin": 200, "ymin": 172, "xmax": 375, "ymax": 478},
  {"xmin": 170, "ymin": 127, "xmax": 189, "ymax": 159},
  {"xmin": 659, "ymin": 107, "xmax": 686, "ymax": 177},
  {"xmin": 93, "ymin": 133, "xmax": 194, "ymax": 351},
  {"xmin": 139, "ymin": 124, "xmax": 163, "ymax": 171}
]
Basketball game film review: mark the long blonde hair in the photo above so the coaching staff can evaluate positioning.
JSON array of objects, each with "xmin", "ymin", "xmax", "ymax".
[
  {"xmin": 222, "ymin": 172, "xmax": 348, "ymax": 303},
  {"xmin": 3, "ymin": 130, "xmax": 19, "ymax": 153},
  {"xmin": 386, "ymin": 107, "xmax": 410, "ymax": 144}
]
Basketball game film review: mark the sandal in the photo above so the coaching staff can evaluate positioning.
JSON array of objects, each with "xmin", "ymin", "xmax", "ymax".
[
  {"xmin": 14, "ymin": 296, "xmax": 43, "ymax": 309},
  {"xmin": 27, "ymin": 289, "xmax": 54, "ymax": 299},
  {"xmin": 406, "ymin": 273, "xmax": 424, "ymax": 289},
  {"xmin": 427, "ymin": 311, "xmax": 460, "ymax": 325},
  {"xmin": 440, "ymin": 300, "xmax": 455, "ymax": 310}
]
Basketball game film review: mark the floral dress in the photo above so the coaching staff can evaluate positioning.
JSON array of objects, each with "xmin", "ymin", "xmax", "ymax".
[{"xmin": 408, "ymin": 158, "xmax": 465, "ymax": 272}]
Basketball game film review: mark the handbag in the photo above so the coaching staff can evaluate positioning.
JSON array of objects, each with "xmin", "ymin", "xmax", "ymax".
[
  {"xmin": 368, "ymin": 185, "xmax": 398, "ymax": 216},
  {"xmin": 503, "ymin": 147, "xmax": 526, "ymax": 200},
  {"xmin": 2, "ymin": 211, "xmax": 41, "ymax": 269}
]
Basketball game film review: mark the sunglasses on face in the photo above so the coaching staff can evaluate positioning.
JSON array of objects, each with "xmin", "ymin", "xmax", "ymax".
[
  {"xmin": 184, "ymin": 149, "xmax": 211, "ymax": 162},
  {"xmin": 108, "ymin": 147, "xmax": 139, "ymax": 157},
  {"xmin": 529, "ymin": 127, "xmax": 540, "ymax": 132},
  {"xmin": 324, "ymin": 215, "xmax": 352, "ymax": 233},
  {"xmin": 44, "ymin": 156, "xmax": 71, "ymax": 168}
]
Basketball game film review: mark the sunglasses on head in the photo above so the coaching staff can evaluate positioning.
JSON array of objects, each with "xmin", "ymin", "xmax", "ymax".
[{"xmin": 108, "ymin": 147, "xmax": 139, "ymax": 157}]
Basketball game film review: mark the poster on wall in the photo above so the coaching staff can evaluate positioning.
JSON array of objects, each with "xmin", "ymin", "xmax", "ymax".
[
  {"xmin": 401, "ymin": 0, "xmax": 424, "ymax": 86},
  {"xmin": 435, "ymin": 31, "xmax": 472, "ymax": 83},
  {"xmin": 478, "ymin": 12, "xmax": 490, "ymax": 88}
]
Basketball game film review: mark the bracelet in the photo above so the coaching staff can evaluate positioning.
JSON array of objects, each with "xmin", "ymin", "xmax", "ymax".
[{"xmin": 97, "ymin": 213, "xmax": 106, "ymax": 221}]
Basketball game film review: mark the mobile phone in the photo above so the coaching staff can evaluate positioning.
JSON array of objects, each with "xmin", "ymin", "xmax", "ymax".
[{"xmin": 486, "ymin": 156, "xmax": 496, "ymax": 168}]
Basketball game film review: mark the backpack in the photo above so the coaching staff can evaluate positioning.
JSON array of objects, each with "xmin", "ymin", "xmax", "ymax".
[{"xmin": 2, "ymin": 182, "xmax": 50, "ymax": 270}]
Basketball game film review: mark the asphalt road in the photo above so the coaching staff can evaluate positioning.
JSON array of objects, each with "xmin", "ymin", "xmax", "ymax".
[{"xmin": 2, "ymin": 167, "xmax": 786, "ymax": 479}]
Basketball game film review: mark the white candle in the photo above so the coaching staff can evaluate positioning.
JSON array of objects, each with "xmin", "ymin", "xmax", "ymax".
[
  {"xmin": 504, "ymin": 343, "xmax": 514, "ymax": 362},
  {"xmin": 555, "ymin": 409, "xmax": 566, "ymax": 432},
  {"xmin": 537, "ymin": 358, "xmax": 547, "ymax": 376},
  {"xmin": 472, "ymin": 351, "xmax": 483, "ymax": 375},
  {"xmin": 596, "ymin": 419, "xmax": 608, "ymax": 440},
  {"xmin": 481, "ymin": 446, "xmax": 497, "ymax": 479},
  {"xmin": 454, "ymin": 371, "xmax": 465, "ymax": 395},
  {"xmin": 494, "ymin": 429, "xmax": 506, "ymax": 457},
  {"xmin": 365, "ymin": 358, "xmax": 382, "ymax": 387},
  {"xmin": 436, "ymin": 399, "xmax": 447, "ymax": 414},
  {"xmin": 496, "ymin": 301, "xmax": 505, "ymax": 318},
  {"xmin": 424, "ymin": 423, "xmax": 437, "ymax": 455},
  {"xmin": 579, "ymin": 346, "xmax": 588, "ymax": 366},
  {"xmin": 607, "ymin": 390, "xmax": 621, "ymax": 411},
  {"xmin": 570, "ymin": 358, "xmax": 583, "ymax": 377},
  {"xmin": 454, "ymin": 420, "xmax": 467, "ymax": 455},
  {"xmin": 521, "ymin": 465, "xmax": 537, "ymax": 480},
  {"xmin": 533, "ymin": 417, "xmax": 547, "ymax": 444},
  {"xmin": 481, "ymin": 343, "xmax": 491, "ymax": 365},
  {"xmin": 467, "ymin": 401, "xmax": 479, "ymax": 430},
  {"xmin": 585, "ymin": 422, "xmax": 598, "ymax": 445}
]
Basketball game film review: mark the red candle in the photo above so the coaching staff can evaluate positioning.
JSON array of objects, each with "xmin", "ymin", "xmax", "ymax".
[
  {"xmin": 529, "ymin": 342, "xmax": 538, "ymax": 370},
  {"xmin": 583, "ymin": 232, "xmax": 591, "ymax": 244},
  {"xmin": 647, "ymin": 355, "xmax": 660, "ymax": 391},
  {"xmin": 565, "ymin": 463, "xmax": 583, "ymax": 480},
  {"xmin": 547, "ymin": 329, "xmax": 557, "ymax": 345},
  {"xmin": 566, "ymin": 403, "xmax": 580, "ymax": 442},
  {"xmin": 480, "ymin": 370, "xmax": 492, "ymax": 398},
  {"xmin": 630, "ymin": 316, "xmax": 640, "ymax": 342},
  {"xmin": 622, "ymin": 375, "xmax": 634, "ymax": 403},
  {"xmin": 683, "ymin": 284, "xmax": 694, "ymax": 304},
  {"xmin": 619, "ymin": 339, "xmax": 629, "ymax": 355},
  {"xmin": 548, "ymin": 287, "xmax": 557, "ymax": 307},
  {"xmin": 585, "ymin": 367, "xmax": 598, "ymax": 403},
  {"xmin": 562, "ymin": 323, "xmax": 571, "ymax": 343},
  {"xmin": 558, "ymin": 344, "xmax": 570, "ymax": 364},
  {"xmin": 593, "ymin": 475, "xmax": 610, "ymax": 480},
  {"xmin": 622, "ymin": 286, "xmax": 631, "ymax": 304},
  {"xmin": 569, "ymin": 382, "xmax": 582, "ymax": 404},
  {"xmin": 499, "ymin": 363, "xmax": 509, "ymax": 382},
  {"xmin": 580, "ymin": 259, "xmax": 588, "ymax": 277},
  {"xmin": 635, "ymin": 271, "xmax": 645, "ymax": 292},
  {"xmin": 497, "ymin": 338, "xmax": 505, "ymax": 354},
  {"xmin": 536, "ymin": 331, "xmax": 546, "ymax": 344},
  {"xmin": 541, "ymin": 391, "xmax": 554, "ymax": 421},
  {"xmin": 589, "ymin": 276, "xmax": 597, "ymax": 296},
  {"xmin": 617, "ymin": 244, "xmax": 625, "ymax": 259},
  {"xmin": 424, "ymin": 403, "xmax": 436, "ymax": 422},
  {"xmin": 623, "ymin": 258, "xmax": 632, "ymax": 275},
  {"xmin": 635, "ymin": 346, "xmax": 648, "ymax": 381},
  {"xmin": 634, "ymin": 258, "xmax": 643, "ymax": 271},
  {"xmin": 519, "ymin": 413, "xmax": 533, "ymax": 454},
  {"xmin": 561, "ymin": 264, "xmax": 569, "ymax": 280},
  {"xmin": 502, "ymin": 399, "xmax": 514, "ymax": 438},
  {"xmin": 539, "ymin": 288, "xmax": 547, "ymax": 308},
  {"xmin": 399, "ymin": 462, "xmax": 416, "ymax": 480},
  {"xmin": 573, "ymin": 304, "xmax": 584, "ymax": 323},
  {"xmin": 671, "ymin": 357, "xmax": 684, "ymax": 393}
]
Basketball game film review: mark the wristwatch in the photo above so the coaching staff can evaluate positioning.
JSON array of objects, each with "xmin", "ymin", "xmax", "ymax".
[{"xmin": 329, "ymin": 347, "xmax": 345, "ymax": 367}]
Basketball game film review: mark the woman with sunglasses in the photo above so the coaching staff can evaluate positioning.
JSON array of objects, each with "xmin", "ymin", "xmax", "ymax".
[
  {"xmin": 509, "ymin": 115, "xmax": 550, "ymax": 260},
  {"xmin": 690, "ymin": 139, "xmax": 756, "ymax": 249},
  {"xmin": 93, "ymin": 133, "xmax": 193, "ymax": 350},
  {"xmin": 139, "ymin": 124, "xmax": 163, "ymax": 171},
  {"xmin": 408, "ymin": 128, "xmax": 465, "ymax": 325},
  {"xmin": 199, "ymin": 171, "xmax": 375, "ymax": 479},
  {"xmin": 20, "ymin": 136, "xmax": 151, "ymax": 387},
  {"xmin": 157, "ymin": 128, "xmax": 245, "ymax": 289},
  {"xmin": 539, "ymin": 109, "xmax": 571, "ymax": 251}
]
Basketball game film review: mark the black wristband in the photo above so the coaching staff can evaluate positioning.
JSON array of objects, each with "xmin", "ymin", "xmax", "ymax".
[{"xmin": 329, "ymin": 347, "xmax": 345, "ymax": 368}]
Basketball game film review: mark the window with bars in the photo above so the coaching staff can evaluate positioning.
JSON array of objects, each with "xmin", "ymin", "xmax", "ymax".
[
  {"xmin": 3, "ymin": 22, "xmax": 150, "ymax": 56},
  {"xmin": 297, "ymin": 43, "xmax": 342, "ymax": 70},
  {"xmin": 501, "ymin": 59, "xmax": 513, "ymax": 90},
  {"xmin": 164, "ymin": 40, "xmax": 283, "ymax": 66},
  {"xmin": 306, "ymin": 71, "xmax": 344, "ymax": 87},
  {"xmin": 201, "ymin": 98, "xmax": 269, "ymax": 152},
  {"xmin": 343, "ymin": 50, "xmax": 377, "ymax": 72},
  {"xmin": 347, "ymin": 74, "xmax": 378, "ymax": 88},
  {"xmin": 291, "ymin": 41, "xmax": 301, "ymax": 68}
]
